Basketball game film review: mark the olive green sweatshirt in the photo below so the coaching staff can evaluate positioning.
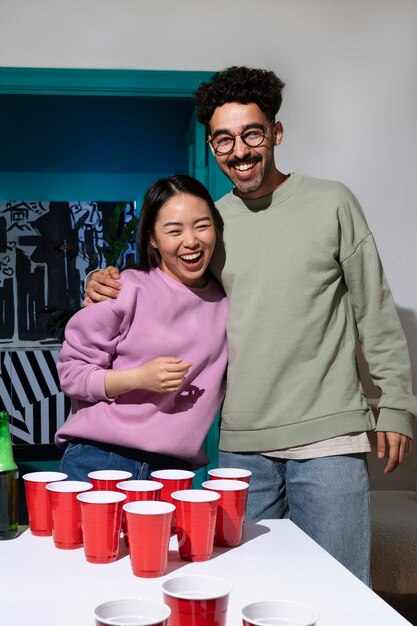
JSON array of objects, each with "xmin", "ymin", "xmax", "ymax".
[{"xmin": 211, "ymin": 174, "xmax": 416, "ymax": 452}]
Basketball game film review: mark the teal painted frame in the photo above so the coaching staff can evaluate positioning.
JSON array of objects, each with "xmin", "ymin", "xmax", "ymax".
[
  {"xmin": 0, "ymin": 67, "xmax": 214, "ymax": 97},
  {"xmin": 0, "ymin": 66, "xmax": 223, "ymax": 485}
]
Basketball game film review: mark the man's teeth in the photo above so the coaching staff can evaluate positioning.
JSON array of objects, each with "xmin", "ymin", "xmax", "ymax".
[
  {"xmin": 180, "ymin": 252, "xmax": 202, "ymax": 263},
  {"xmin": 234, "ymin": 162, "xmax": 256, "ymax": 171}
]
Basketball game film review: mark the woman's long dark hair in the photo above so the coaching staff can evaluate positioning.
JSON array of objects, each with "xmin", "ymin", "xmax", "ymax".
[{"xmin": 135, "ymin": 174, "xmax": 223, "ymax": 271}]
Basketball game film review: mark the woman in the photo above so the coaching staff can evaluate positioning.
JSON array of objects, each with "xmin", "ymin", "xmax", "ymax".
[{"xmin": 55, "ymin": 175, "xmax": 228, "ymax": 481}]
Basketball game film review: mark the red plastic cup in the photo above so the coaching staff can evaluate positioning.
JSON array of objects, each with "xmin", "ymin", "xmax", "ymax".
[
  {"xmin": 202, "ymin": 479, "xmax": 249, "ymax": 547},
  {"xmin": 95, "ymin": 598, "xmax": 171, "ymax": 626},
  {"xmin": 88, "ymin": 470, "xmax": 132, "ymax": 491},
  {"xmin": 116, "ymin": 479, "xmax": 163, "ymax": 545},
  {"xmin": 208, "ymin": 467, "xmax": 252, "ymax": 484},
  {"xmin": 162, "ymin": 575, "xmax": 231, "ymax": 626},
  {"xmin": 116, "ymin": 479, "xmax": 163, "ymax": 503},
  {"xmin": 23, "ymin": 471, "xmax": 68, "ymax": 536},
  {"xmin": 123, "ymin": 500, "xmax": 175, "ymax": 578},
  {"xmin": 76, "ymin": 490, "xmax": 126, "ymax": 563},
  {"xmin": 150, "ymin": 469, "xmax": 195, "ymax": 530},
  {"xmin": 241, "ymin": 601, "xmax": 319, "ymax": 626},
  {"xmin": 171, "ymin": 489, "xmax": 220, "ymax": 562},
  {"xmin": 46, "ymin": 480, "xmax": 93, "ymax": 549}
]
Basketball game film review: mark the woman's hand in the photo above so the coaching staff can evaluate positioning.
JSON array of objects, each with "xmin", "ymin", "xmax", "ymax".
[{"xmin": 105, "ymin": 357, "xmax": 192, "ymax": 398}]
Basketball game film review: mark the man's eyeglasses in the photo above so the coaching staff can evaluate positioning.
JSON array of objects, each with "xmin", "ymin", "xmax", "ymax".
[{"xmin": 208, "ymin": 125, "xmax": 268, "ymax": 155}]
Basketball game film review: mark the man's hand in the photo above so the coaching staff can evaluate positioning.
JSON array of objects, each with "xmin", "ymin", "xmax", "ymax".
[
  {"xmin": 84, "ymin": 266, "xmax": 121, "ymax": 305},
  {"xmin": 376, "ymin": 431, "xmax": 412, "ymax": 474}
]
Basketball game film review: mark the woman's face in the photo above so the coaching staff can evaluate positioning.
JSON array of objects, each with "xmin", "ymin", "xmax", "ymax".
[{"xmin": 150, "ymin": 192, "xmax": 216, "ymax": 288}]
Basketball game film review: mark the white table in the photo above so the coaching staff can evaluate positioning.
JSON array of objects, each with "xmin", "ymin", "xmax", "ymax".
[{"xmin": 0, "ymin": 520, "xmax": 411, "ymax": 626}]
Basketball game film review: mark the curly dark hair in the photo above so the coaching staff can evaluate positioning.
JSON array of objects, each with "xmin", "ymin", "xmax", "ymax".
[{"xmin": 194, "ymin": 66, "xmax": 286, "ymax": 127}]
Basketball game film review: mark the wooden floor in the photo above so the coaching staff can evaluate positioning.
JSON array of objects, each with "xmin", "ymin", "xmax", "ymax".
[{"xmin": 379, "ymin": 593, "xmax": 417, "ymax": 625}]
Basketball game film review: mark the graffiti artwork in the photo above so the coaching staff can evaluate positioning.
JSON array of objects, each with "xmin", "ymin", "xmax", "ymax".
[{"xmin": 0, "ymin": 200, "xmax": 136, "ymax": 348}]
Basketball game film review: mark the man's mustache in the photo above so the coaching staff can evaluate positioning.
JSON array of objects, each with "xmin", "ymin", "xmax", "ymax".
[{"xmin": 228, "ymin": 155, "xmax": 261, "ymax": 168}]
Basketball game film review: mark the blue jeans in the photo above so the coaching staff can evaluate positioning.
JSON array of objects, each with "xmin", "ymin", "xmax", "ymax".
[
  {"xmin": 60, "ymin": 439, "xmax": 193, "ymax": 482},
  {"xmin": 219, "ymin": 450, "xmax": 371, "ymax": 586}
]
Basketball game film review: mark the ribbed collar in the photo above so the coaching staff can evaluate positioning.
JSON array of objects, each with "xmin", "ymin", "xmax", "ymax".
[{"xmin": 224, "ymin": 173, "xmax": 304, "ymax": 213}]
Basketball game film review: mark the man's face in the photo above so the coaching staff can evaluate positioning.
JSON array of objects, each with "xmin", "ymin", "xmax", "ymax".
[{"xmin": 208, "ymin": 103, "xmax": 282, "ymax": 199}]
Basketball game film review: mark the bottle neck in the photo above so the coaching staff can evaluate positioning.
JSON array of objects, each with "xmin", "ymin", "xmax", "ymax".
[{"xmin": 0, "ymin": 416, "xmax": 17, "ymax": 472}]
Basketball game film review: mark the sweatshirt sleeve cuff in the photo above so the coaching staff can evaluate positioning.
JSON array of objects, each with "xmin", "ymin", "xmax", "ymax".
[
  {"xmin": 86, "ymin": 368, "xmax": 114, "ymax": 402},
  {"xmin": 375, "ymin": 408, "xmax": 414, "ymax": 439}
]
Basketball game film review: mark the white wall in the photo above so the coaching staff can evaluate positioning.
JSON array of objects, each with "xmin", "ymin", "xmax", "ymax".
[{"xmin": 1, "ymin": 0, "xmax": 416, "ymax": 387}]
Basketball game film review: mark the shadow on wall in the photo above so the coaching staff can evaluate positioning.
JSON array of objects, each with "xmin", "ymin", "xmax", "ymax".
[{"xmin": 356, "ymin": 305, "xmax": 417, "ymax": 491}]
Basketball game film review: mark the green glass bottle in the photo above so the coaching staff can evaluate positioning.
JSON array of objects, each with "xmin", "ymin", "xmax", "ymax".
[{"xmin": 0, "ymin": 411, "xmax": 18, "ymax": 539}]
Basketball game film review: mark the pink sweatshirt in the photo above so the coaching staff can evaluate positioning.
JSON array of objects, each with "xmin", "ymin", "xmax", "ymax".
[{"xmin": 55, "ymin": 268, "xmax": 228, "ymax": 465}]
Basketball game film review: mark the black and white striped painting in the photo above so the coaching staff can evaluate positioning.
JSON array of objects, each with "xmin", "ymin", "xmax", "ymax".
[{"xmin": 0, "ymin": 349, "xmax": 71, "ymax": 444}]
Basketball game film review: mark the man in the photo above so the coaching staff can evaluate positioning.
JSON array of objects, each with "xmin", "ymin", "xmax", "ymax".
[{"xmin": 85, "ymin": 66, "xmax": 416, "ymax": 584}]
